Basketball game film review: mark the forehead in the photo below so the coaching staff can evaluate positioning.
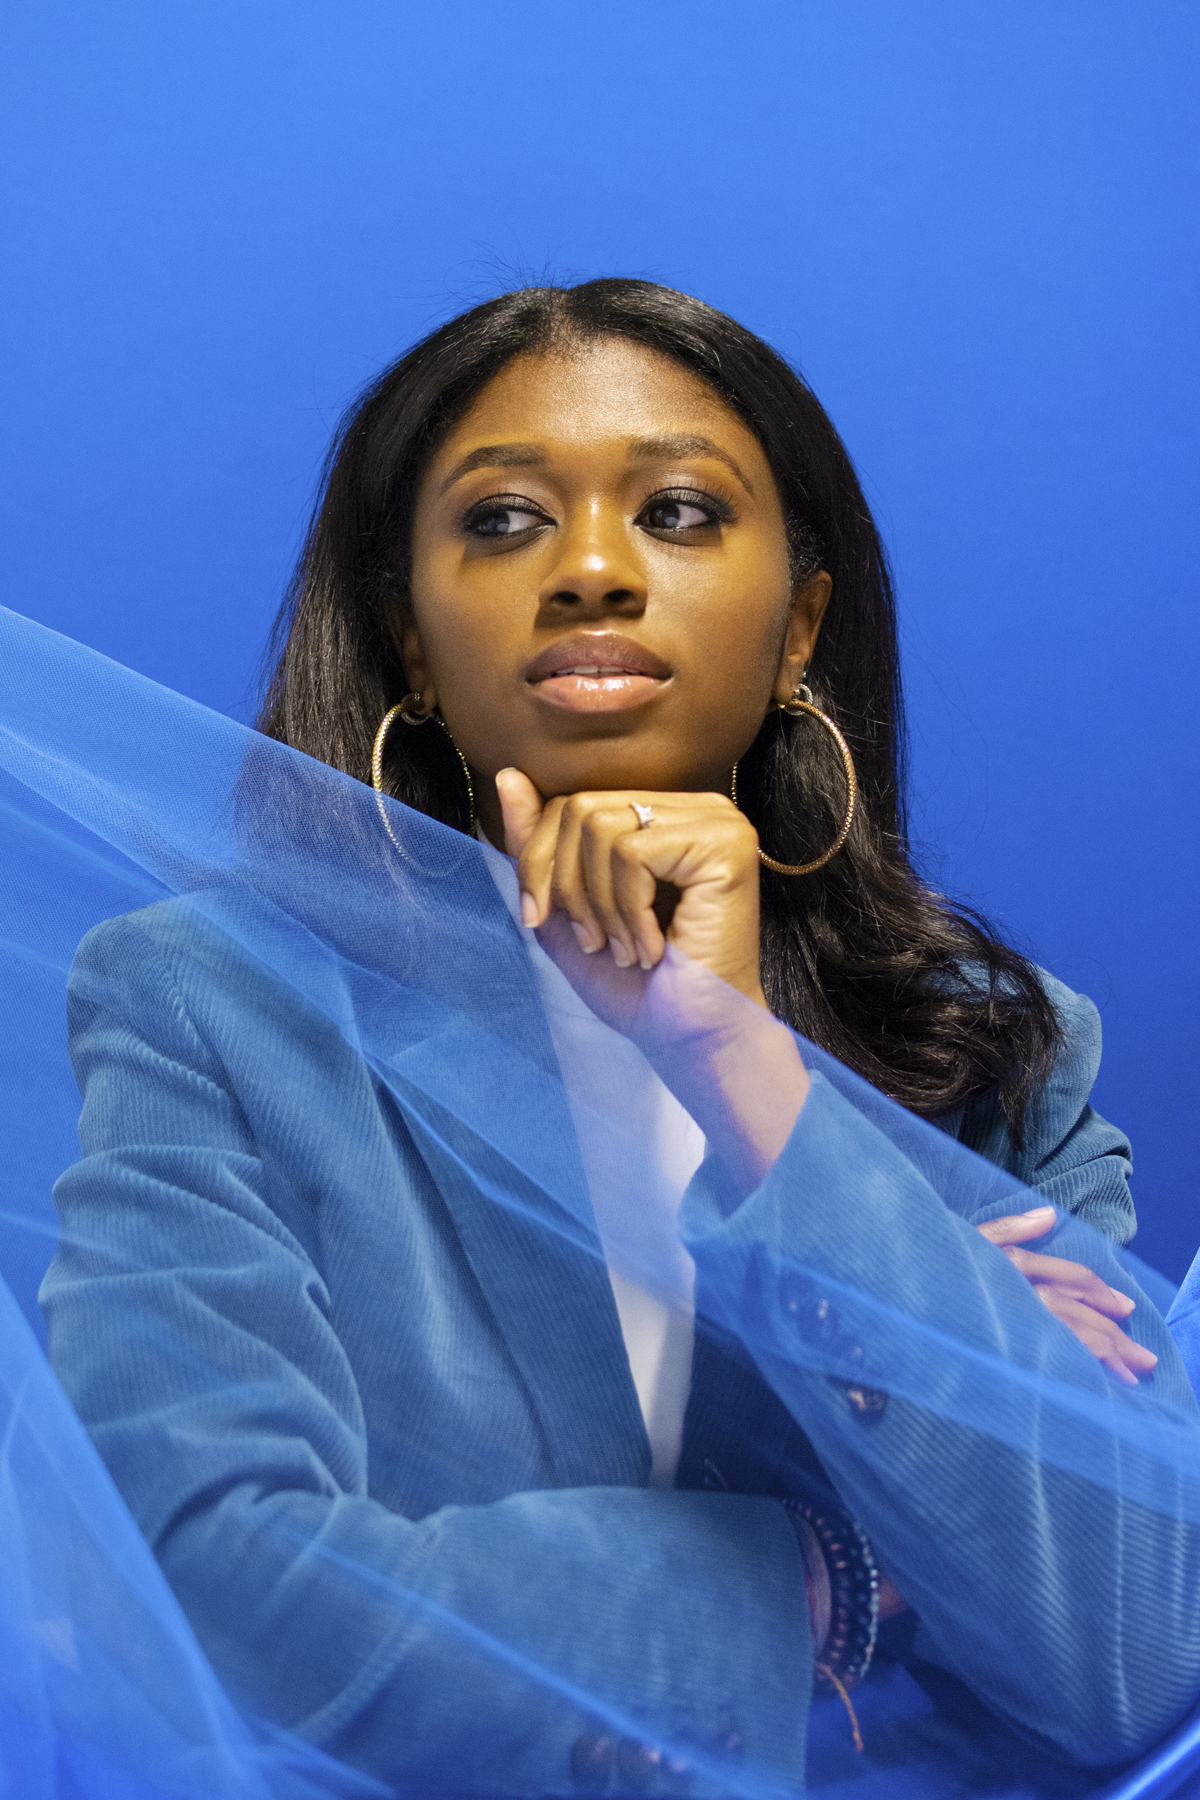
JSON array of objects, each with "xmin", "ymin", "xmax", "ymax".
[{"xmin": 434, "ymin": 337, "xmax": 769, "ymax": 469}]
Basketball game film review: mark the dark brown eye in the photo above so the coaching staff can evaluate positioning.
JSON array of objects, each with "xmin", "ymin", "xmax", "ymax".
[
  {"xmin": 468, "ymin": 503, "xmax": 547, "ymax": 537},
  {"xmin": 637, "ymin": 489, "xmax": 731, "ymax": 534},
  {"xmin": 643, "ymin": 500, "xmax": 713, "ymax": 530}
]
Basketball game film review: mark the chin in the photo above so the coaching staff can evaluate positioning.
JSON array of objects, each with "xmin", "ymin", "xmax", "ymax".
[{"xmin": 532, "ymin": 756, "xmax": 706, "ymax": 799}]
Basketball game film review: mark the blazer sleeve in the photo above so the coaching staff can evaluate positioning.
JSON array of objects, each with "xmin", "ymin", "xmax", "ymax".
[
  {"xmin": 43, "ymin": 914, "xmax": 811, "ymax": 1800},
  {"xmin": 680, "ymin": 1068, "xmax": 1200, "ymax": 1770},
  {"xmin": 954, "ymin": 971, "xmax": 1135, "ymax": 1244}
]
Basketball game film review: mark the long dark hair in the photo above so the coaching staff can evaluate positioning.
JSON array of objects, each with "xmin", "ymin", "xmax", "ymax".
[{"xmin": 260, "ymin": 279, "xmax": 1061, "ymax": 1134}]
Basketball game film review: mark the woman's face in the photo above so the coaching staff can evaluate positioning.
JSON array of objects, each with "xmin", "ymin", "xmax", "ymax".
[{"xmin": 401, "ymin": 337, "xmax": 830, "ymax": 842}]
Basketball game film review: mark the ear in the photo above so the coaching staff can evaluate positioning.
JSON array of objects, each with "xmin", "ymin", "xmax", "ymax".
[
  {"xmin": 773, "ymin": 570, "xmax": 832, "ymax": 706},
  {"xmin": 387, "ymin": 602, "xmax": 439, "ymax": 713}
]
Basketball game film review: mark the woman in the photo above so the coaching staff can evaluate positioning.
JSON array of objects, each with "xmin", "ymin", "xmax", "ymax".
[{"xmin": 43, "ymin": 280, "xmax": 1199, "ymax": 1797}]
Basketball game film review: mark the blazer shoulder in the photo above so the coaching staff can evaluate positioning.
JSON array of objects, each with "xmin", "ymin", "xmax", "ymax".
[
  {"xmin": 72, "ymin": 896, "xmax": 253, "ymax": 984},
  {"xmin": 1019, "ymin": 966, "xmax": 1107, "ymax": 1161},
  {"xmin": 1035, "ymin": 966, "xmax": 1102, "ymax": 1086},
  {"xmin": 66, "ymin": 895, "xmax": 339, "ymax": 1086},
  {"xmin": 954, "ymin": 965, "xmax": 1135, "ymax": 1244}
]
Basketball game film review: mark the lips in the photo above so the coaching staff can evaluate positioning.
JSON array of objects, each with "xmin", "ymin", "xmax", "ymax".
[
  {"xmin": 523, "ymin": 634, "xmax": 671, "ymax": 685},
  {"xmin": 523, "ymin": 634, "xmax": 672, "ymax": 717}
]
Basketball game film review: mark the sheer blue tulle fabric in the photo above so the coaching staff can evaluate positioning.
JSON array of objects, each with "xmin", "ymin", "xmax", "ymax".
[{"xmin": 1, "ymin": 603, "xmax": 1198, "ymax": 1799}]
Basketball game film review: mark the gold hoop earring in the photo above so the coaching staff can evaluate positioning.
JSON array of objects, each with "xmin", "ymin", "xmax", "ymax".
[
  {"xmin": 372, "ymin": 703, "xmax": 476, "ymax": 850},
  {"xmin": 397, "ymin": 690, "xmax": 433, "ymax": 726},
  {"xmin": 731, "ymin": 684, "xmax": 858, "ymax": 877}
]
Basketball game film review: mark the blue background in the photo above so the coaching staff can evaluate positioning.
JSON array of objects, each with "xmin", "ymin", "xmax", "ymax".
[{"xmin": 2, "ymin": 1, "xmax": 1197, "ymax": 1285}]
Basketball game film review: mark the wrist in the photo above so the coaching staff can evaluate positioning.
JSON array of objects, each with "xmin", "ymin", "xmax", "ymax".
[
  {"xmin": 783, "ymin": 1497, "xmax": 881, "ymax": 1694},
  {"xmin": 634, "ymin": 960, "xmax": 809, "ymax": 1191}
]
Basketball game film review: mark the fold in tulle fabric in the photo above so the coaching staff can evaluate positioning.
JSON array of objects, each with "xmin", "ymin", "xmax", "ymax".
[{"xmin": 1, "ymin": 603, "xmax": 1198, "ymax": 1799}]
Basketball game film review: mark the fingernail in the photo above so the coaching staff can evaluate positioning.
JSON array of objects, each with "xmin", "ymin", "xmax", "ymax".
[
  {"xmin": 639, "ymin": 958, "xmax": 654, "ymax": 971},
  {"xmin": 1022, "ymin": 1206, "xmax": 1055, "ymax": 1219},
  {"xmin": 519, "ymin": 892, "xmax": 538, "ymax": 927},
  {"xmin": 1109, "ymin": 1289, "xmax": 1135, "ymax": 1313},
  {"xmin": 570, "ymin": 921, "xmax": 598, "ymax": 954},
  {"xmin": 609, "ymin": 937, "xmax": 634, "ymax": 969}
]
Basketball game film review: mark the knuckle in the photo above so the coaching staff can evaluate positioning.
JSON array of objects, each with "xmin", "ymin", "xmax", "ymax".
[{"xmin": 582, "ymin": 804, "xmax": 630, "ymax": 844}]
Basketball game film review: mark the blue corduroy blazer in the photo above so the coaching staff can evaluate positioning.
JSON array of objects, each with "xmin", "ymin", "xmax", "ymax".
[{"xmin": 42, "ymin": 900, "xmax": 1197, "ymax": 1797}]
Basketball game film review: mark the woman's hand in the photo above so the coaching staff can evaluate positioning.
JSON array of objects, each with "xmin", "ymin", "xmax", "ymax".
[
  {"xmin": 495, "ymin": 769, "xmax": 766, "ymax": 1004},
  {"xmin": 978, "ymin": 1207, "xmax": 1158, "ymax": 1386},
  {"xmin": 495, "ymin": 769, "xmax": 809, "ymax": 1192}
]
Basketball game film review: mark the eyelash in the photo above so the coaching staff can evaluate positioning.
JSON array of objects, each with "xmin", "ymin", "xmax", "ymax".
[
  {"xmin": 640, "ymin": 486, "xmax": 736, "ymax": 528},
  {"xmin": 460, "ymin": 485, "xmax": 736, "ymax": 536},
  {"xmin": 460, "ymin": 494, "xmax": 552, "ymax": 536}
]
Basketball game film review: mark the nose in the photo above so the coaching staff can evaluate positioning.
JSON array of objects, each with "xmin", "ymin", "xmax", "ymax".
[{"xmin": 536, "ymin": 501, "xmax": 646, "ymax": 618}]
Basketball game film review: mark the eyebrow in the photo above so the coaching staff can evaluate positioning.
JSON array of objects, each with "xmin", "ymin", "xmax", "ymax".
[
  {"xmin": 439, "ymin": 433, "xmax": 754, "ymax": 497},
  {"xmin": 438, "ymin": 443, "xmax": 546, "ymax": 495},
  {"xmin": 625, "ymin": 433, "xmax": 754, "ymax": 495}
]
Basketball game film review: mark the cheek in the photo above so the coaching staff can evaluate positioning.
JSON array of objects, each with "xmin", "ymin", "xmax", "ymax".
[
  {"xmin": 410, "ymin": 555, "xmax": 512, "ymax": 691},
  {"xmin": 666, "ymin": 560, "xmax": 790, "ymax": 691}
]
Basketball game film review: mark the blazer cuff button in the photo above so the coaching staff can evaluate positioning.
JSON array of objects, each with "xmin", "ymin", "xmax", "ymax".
[
  {"xmin": 845, "ymin": 1382, "xmax": 888, "ymax": 1418},
  {"xmin": 570, "ymin": 1732, "xmax": 615, "ymax": 1789}
]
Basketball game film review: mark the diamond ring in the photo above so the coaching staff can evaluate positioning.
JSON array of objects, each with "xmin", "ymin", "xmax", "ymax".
[{"xmin": 630, "ymin": 802, "xmax": 654, "ymax": 830}]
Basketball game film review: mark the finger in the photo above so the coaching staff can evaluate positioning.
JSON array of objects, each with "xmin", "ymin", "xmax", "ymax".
[
  {"xmin": 513, "ymin": 794, "xmax": 569, "ymax": 930},
  {"xmin": 550, "ymin": 798, "xmax": 623, "ymax": 960},
  {"xmin": 607, "ymin": 826, "xmax": 668, "ymax": 969},
  {"xmin": 1038, "ymin": 1294, "xmax": 1159, "ymax": 1383},
  {"xmin": 1059, "ymin": 1312, "xmax": 1141, "ymax": 1385},
  {"xmin": 1086, "ymin": 1328, "xmax": 1157, "ymax": 1386},
  {"xmin": 1003, "ymin": 1248, "xmax": 1137, "ymax": 1319},
  {"xmin": 575, "ymin": 802, "xmax": 656, "ymax": 968},
  {"xmin": 978, "ymin": 1207, "xmax": 1057, "ymax": 1247},
  {"xmin": 877, "ymin": 1576, "xmax": 909, "ymax": 1621},
  {"xmin": 1099, "ymin": 1345, "xmax": 1141, "ymax": 1387},
  {"xmin": 495, "ymin": 768, "xmax": 544, "ymax": 858}
]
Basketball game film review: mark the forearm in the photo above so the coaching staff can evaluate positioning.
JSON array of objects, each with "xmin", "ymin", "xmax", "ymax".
[
  {"xmin": 681, "ymin": 1073, "xmax": 1200, "ymax": 1764},
  {"xmin": 632, "ymin": 944, "xmax": 809, "ymax": 1192},
  {"xmin": 158, "ymin": 1481, "xmax": 811, "ymax": 1794}
]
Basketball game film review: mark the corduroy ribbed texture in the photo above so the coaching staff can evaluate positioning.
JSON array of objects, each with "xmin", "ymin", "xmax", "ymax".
[{"xmin": 41, "ymin": 901, "xmax": 1199, "ymax": 1795}]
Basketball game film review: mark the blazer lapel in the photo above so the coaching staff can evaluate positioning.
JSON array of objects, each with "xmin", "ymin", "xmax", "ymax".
[{"xmin": 383, "ymin": 1009, "xmax": 650, "ymax": 1492}]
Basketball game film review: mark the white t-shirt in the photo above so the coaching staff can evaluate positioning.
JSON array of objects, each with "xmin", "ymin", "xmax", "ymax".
[{"xmin": 478, "ymin": 836, "xmax": 705, "ymax": 1488}]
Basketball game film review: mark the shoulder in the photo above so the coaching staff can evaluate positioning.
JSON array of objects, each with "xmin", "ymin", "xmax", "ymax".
[
  {"xmin": 1032, "ymin": 965, "xmax": 1101, "ymax": 1083},
  {"xmin": 64, "ymin": 898, "xmax": 399, "ymax": 1192},
  {"xmin": 67, "ymin": 896, "xmax": 345, "ymax": 1083},
  {"xmin": 72, "ymin": 897, "xmax": 239, "ymax": 993},
  {"xmin": 69, "ymin": 898, "xmax": 270, "ymax": 1042},
  {"xmin": 950, "ymin": 965, "xmax": 1136, "ymax": 1245},
  {"xmin": 71, "ymin": 893, "xmax": 338, "ymax": 1006}
]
